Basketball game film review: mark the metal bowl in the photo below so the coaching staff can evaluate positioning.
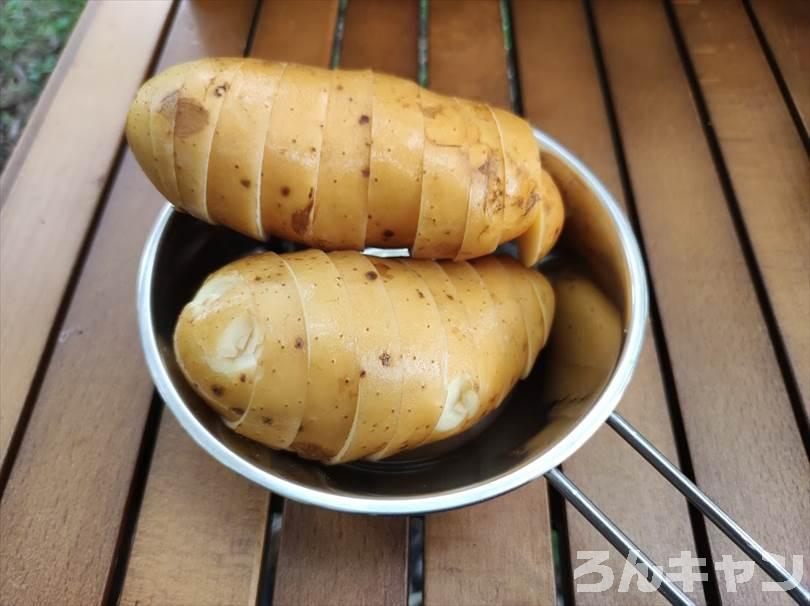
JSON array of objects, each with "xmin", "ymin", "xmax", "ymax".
[{"xmin": 137, "ymin": 129, "xmax": 648, "ymax": 515}]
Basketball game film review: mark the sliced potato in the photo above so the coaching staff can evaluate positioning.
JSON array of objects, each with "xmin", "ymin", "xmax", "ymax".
[
  {"xmin": 311, "ymin": 69, "xmax": 373, "ymax": 250},
  {"xmin": 491, "ymin": 106, "xmax": 542, "ymax": 241},
  {"xmin": 148, "ymin": 63, "xmax": 187, "ymax": 203},
  {"xmin": 366, "ymin": 74, "xmax": 424, "ymax": 247},
  {"xmin": 174, "ymin": 58, "xmax": 243, "ymax": 221},
  {"xmin": 497, "ymin": 257, "xmax": 546, "ymax": 378},
  {"xmin": 527, "ymin": 269, "xmax": 556, "ymax": 347},
  {"xmin": 174, "ymin": 271, "xmax": 261, "ymax": 422},
  {"xmin": 329, "ymin": 252, "xmax": 403, "ymax": 463},
  {"xmin": 284, "ymin": 250, "xmax": 360, "ymax": 460},
  {"xmin": 207, "ymin": 60, "xmax": 285, "ymax": 239},
  {"xmin": 518, "ymin": 169, "xmax": 563, "ymax": 267},
  {"xmin": 455, "ymin": 100, "xmax": 504, "ymax": 261},
  {"xmin": 412, "ymin": 91, "xmax": 471, "ymax": 259},
  {"xmin": 367, "ymin": 258, "xmax": 445, "ymax": 459},
  {"xmin": 470, "ymin": 256, "xmax": 528, "ymax": 401},
  {"xmin": 226, "ymin": 252, "xmax": 308, "ymax": 449},
  {"xmin": 409, "ymin": 260, "xmax": 480, "ymax": 442},
  {"xmin": 126, "ymin": 76, "xmax": 168, "ymax": 198},
  {"xmin": 260, "ymin": 64, "xmax": 330, "ymax": 242}
]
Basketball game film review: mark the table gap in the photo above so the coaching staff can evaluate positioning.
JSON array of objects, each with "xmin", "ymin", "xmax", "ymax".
[
  {"xmin": 547, "ymin": 483, "xmax": 574, "ymax": 606},
  {"xmin": 408, "ymin": 515, "xmax": 425, "ymax": 606},
  {"xmin": 662, "ymin": 0, "xmax": 810, "ymax": 458},
  {"xmin": 256, "ymin": 494, "xmax": 286, "ymax": 606},
  {"xmin": 582, "ymin": 0, "xmax": 723, "ymax": 602},
  {"xmin": 741, "ymin": 0, "xmax": 810, "ymax": 154}
]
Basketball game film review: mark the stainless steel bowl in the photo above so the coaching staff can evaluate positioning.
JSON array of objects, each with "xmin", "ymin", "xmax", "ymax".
[{"xmin": 137, "ymin": 129, "xmax": 648, "ymax": 515}]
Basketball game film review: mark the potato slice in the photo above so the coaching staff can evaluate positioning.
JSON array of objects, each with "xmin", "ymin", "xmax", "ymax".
[
  {"xmin": 126, "ymin": 76, "xmax": 168, "ymax": 198},
  {"xmin": 440, "ymin": 261, "xmax": 503, "ymax": 420},
  {"xmin": 174, "ymin": 271, "xmax": 262, "ymax": 422},
  {"xmin": 412, "ymin": 91, "xmax": 471, "ymax": 259},
  {"xmin": 148, "ymin": 63, "xmax": 187, "ymax": 203},
  {"xmin": 455, "ymin": 100, "xmax": 504, "ymax": 261},
  {"xmin": 366, "ymin": 74, "xmax": 424, "ymax": 247},
  {"xmin": 226, "ymin": 252, "xmax": 308, "ymax": 449},
  {"xmin": 409, "ymin": 260, "xmax": 480, "ymax": 442},
  {"xmin": 311, "ymin": 69, "xmax": 373, "ymax": 250},
  {"xmin": 497, "ymin": 257, "xmax": 546, "ymax": 378},
  {"xmin": 528, "ymin": 269, "xmax": 556, "ymax": 348},
  {"xmin": 328, "ymin": 252, "xmax": 403, "ymax": 463},
  {"xmin": 260, "ymin": 64, "xmax": 330, "ymax": 243},
  {"xmin": 207, "ymin": 60, "xmax": 285, "ymax": 239},
  {"xmin": 174, "ymin": 58, "xmax": 242, "ymax": 221},
  {"xmin": 470, "ymin": 256, "xmax": 529, "ymax": 401},
  {"xmin": 284, "ymin": 250, "xmax": 360, "ymax": 460},
  {"xmin": 367, "ymin": 258, "xmax": 445, "ymax": 459},
  {"xmin": 491, "ymin": 106, "xmax": 543, "ymax": 241},
  {"xmin": 518, "ymin": 169, "xmax": 563, "ymax": 267}
]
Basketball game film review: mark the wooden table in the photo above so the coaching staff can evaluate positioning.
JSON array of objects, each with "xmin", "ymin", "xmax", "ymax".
[{"xmin": 1, "ymin": 1, "xmax": 807, "ymax": 605}]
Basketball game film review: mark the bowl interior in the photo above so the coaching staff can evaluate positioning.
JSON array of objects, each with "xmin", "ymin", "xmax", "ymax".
[{"xmin": 140, "ymin": 131, "xmax": 646, "ymax": 513}]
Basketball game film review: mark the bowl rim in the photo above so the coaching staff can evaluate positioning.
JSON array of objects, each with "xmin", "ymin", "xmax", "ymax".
[{"xmin": 137, "ymin": 128, "xmax": 649, "ymax": 515}]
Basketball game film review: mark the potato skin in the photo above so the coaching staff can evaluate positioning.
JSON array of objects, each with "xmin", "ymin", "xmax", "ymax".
[
  {"xmin": 127, "ymin": 58, "xmax": 564, "ymax": 265},
  {"xmin": 175, "ymin": 251, "xmax": 555, "ymax": 463}
]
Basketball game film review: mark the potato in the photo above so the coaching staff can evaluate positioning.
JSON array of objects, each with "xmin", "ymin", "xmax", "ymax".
[
  {"xmin": 175, "ymin": 251, "xmax": 555, "ymax": 463},
  {"xmin": 128, "ymin": 58, "xmax": 564, "ymax": 265}
]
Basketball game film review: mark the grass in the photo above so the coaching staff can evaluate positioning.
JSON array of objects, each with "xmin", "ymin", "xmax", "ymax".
[{"xmin": 1, "ymin": 0, "xmax": 86, "ymax": 172}]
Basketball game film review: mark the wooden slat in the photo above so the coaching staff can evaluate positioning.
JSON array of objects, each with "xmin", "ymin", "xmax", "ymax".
[
  {"xmin": 116, "ymin": 3, "xmax": 271, "ymax": 605},
  {"xmin": 749, "ymin": 0, "xmax": 810, "ymax": 135},
  {"xmin": 0, "ymin": 0, "xmax": 173, "ymax": 470},
  {"xmin": 423, "ymin": 3, "xmax": 555, "ymax": 605},
  {"xmin": 592, "ymin": 2, "xmax": 810, "ymax": 603},
  {"xmin": 252, "ymin": 3, "xmax": 413, "ymax": 604},
  {"xmin": 428, "ymin": 0, "xmax": 511, "ymax": 109},
  {"xmin": 273, "ymin": 504, "xmax": 408, "ymax": 606},
  {"xmin": 0, "ymin": 1, "xmax": 101, "ymax": 201},
  {"xmin": 512, "ymin": 1, "xmax": 704, "ymax": 603},
  {"xmin": 0, "ymin": 2, "xmax": 261, "ymax": 605},
  {"xmin": 674, "ymin": 0, "xmax": 810, "ymax": 422}
]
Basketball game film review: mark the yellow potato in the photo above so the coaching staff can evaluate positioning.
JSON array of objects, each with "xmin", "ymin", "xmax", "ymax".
[
  {"xmin": 311, "ymin": 69, "xmax": 373, "ymax": 250},
  {"xmin": 207, "ymin": 60, "xmax": 285, "ymax": 239},
  {"xmin": 175, "ymin": 251, "xmax": 555, "ymax": 462},
  {"xmin": 128, "ymin": 59, "xmax": 565, "ymax": 264},
  {"xmin": 519, "ymin": 169, "xmax": 564, "ymax": 267}
]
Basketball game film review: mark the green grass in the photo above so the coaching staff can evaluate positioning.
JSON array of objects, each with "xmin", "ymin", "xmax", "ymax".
[{"xmin": 1, "ymin": 0, "xmax": 86, "ymax": 171}]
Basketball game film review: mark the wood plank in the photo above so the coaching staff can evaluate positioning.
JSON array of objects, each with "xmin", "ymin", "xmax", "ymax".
[
  {"xmin": 428, "ymin": 0, "xmax": 511, "ymax": 109},
  {"xmin": 512, "ymin": 1, "xmax": 704, "ymax": 603},
  {"xmin": 252, "ymin": 3, "xmax": 412, "ymax": 605},
  {"xmin": 273, "ymin": 504, "xmax": 409, "ymax": 606},
  {"xmin": 423, "ymin": 4, "xmax": 555, "ymax": 605},
  {"xmin": 0, "ymin": 0, "xmax": 173, "ymax": 471},
  {"xmin": 0, "ymin": 1, "xmax": 101, "ymax": 201},
  {"xmin": 592, "ymin": 2, "xmax": 810, "ymax": 603},
  {"xmin": 749, "ymin": 0, "xmax": 810, "ymax": 135},
  {"xmin": 0, "ymin": 3, "xmax": 260, "ymax": 606},
  {"xmin": 674, "ymin": 0, "xmax": 810, "ymax": 423}
]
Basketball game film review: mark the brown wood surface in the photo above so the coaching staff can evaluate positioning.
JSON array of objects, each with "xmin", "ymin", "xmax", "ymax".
[
  {"xmin": 674, "ymin": 0, "xmax": 810, "ymax": 421},
  {"xmin": 0, "ymin": 1, "xmax": 101, "ymax": 201},
  {"xmin": 513, "ymin": 1, "xmax": 704, "ymax": 603},
  {"xmin": 428, "ymin": 0, "xmax": 511, "ymax": 109},
  {"xmin": 0, "ymin": 0, "xmax": 173, "ymax": 472},
  {"xmin": 593, "ymin": 1, "xmax": 810, "ymax": 603},
  {"xmin": 114, "ymin": 3, "xmax": 272, "ymax": 605},
  {"xmin": 423, "ymin": 4, "xmax": 555, "ymax": 605},
  {"xmin": 0, "ymin": 2, "xmax": 259, "ymax": 605},
  {"xmin": 253, "ymin": 3, "xmax": 413, "ymax": 604},
  {"xmin": 749, "ymin": 0, "xmax": 810, "ymax": 134},
  {"xmin": 273, "ymin": 504, "xmax": 409, "ymax": 606}
]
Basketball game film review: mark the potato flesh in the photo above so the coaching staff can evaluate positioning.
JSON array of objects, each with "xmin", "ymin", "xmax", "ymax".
[
  {"xmin": 227, "ymin": 253, "xmax": 309, "ymax": 449},
  {"xmin": 126, "ymin": 77, "xmax": 168, "ymax": 198},
  {"xmin": 311, "ymin": 69, "xmax": 373, "ymax": 250},
  {"xmin": 148, "ymin": 63, "xmax": 186, "ymax": 203},
  {"xmin": 260, "ymin": 64, "xmax": 330, "ymax": 242},
  {"xmin": 174, "ymin": 58, "xmax": 242, "ymax": 222},
  {"xmin": 518, "ymin": 170, "xmax": 563, "ymax": 267},
  {"xmin": 284, "ymin": 250, "xmax": 360, "ymax": 460},
  {"xmin": 366, "ymin": 74, "xmax": 423, "ymax": 247},
  {"xmin": 175, "ymin": 251, "xmax": 555, "ymax": 462},
  {"xmin": 498, "ymin": 256, "xmax": 546, "ymax": 379},
  {"xmin": 207, "ymin": 60, "xmax": 285, "ymax": 239},
  {"xmin": 328, "ymin": 252, "xmax": 403, "ymax": 463}
]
